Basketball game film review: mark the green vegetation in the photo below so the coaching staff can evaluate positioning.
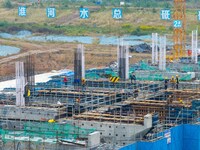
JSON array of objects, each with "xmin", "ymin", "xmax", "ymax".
[
  {"xmin": 3, "ymin": 0, "xmax": 13, "ymax": 8},
  {"xmin": 0, "ymin": 0, "xmax": 199, "ymax": 36},
  {"xmin": 0, "ymin": 21, "xmax": 118, "ymax": 35}
]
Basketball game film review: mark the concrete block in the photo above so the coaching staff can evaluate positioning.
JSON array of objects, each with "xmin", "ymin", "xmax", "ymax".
[
  {"xmin": 88, "ymin": 131, "xmax": 100, "ymax": 149},
  {"xmin": 144, "ymin": 114, "xmax": 152, "ymax": 128}
]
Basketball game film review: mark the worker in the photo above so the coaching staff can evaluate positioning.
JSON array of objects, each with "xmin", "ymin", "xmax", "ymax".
[
  {"xmin": 176, "ymin": 75, "xmax": 179, "ymax": 89},
  {"xmin": 164, "ymin": 77, "xmax": 169, "ymax": 90},
  {"xmin": 76, "ymin": 98, "xmax": 80, "ymax": 103},
  {"xmin": 130, "ymin": 72, "xmax": 136, "ymax": 84},
  {"xmin": 133, "ymin": 89, "xmax": 139, "ymax": 100},
  {"xmin": 170, "ymin": 76, "xmax": 176, "ymax": 89},
  {"xmin": 81, "ymin": 78, "xmax": 86, "ymax": 91},
  {"xmin": 24, "ymin": 85, "xmax": 31, "ymax": 97},
  {"xmin": 63, "ymin": 76, "xmax": 68, "ymax": 87},
  {"xmin": 178, "ymin": 98, "xmax": 183, "ymax": 104}
]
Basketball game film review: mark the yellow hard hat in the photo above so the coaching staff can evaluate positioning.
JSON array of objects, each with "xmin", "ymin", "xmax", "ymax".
[
  {"xmin": 172, "ymin": 76, "xmax": 174, "ymax": 78},
  {"xmin": 48, "ymin": 119, "xmax": 55, "ymax": 123}
]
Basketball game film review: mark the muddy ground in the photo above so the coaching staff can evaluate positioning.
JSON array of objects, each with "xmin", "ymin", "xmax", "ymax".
[{"xmin": 0, "ymin": 38, "xmax": 151, "ymax": 81}]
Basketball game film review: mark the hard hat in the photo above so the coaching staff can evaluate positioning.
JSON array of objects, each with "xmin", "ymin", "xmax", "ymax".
[
  {"xmin": 176, "ymin": 75, "xmax": 178, "ymax": 77},
  {"xmin": 165, "ymin": 77, "xmax": 168, "ymax": 79},
  {"xmin": 48, "ymin": 119, "xmax": 55, "ymax": 123},
  {"xmin": 172, "ymin": 76, "xmax": 174, "ymax": 78}
]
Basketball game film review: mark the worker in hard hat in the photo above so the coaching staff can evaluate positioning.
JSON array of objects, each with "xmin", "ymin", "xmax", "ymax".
[
  {"xmin": 164, "ymin": 77, "xmax": 169, "ymax": 90},
  {"xmin": 63, "ymin": 76, "xmax": 68, "ymax": 87},
  {"xmin": 130, "ymin": 72, "xmax": 136, "ymax": 84},
  {"xmin": 81, "ymin": 78, "xmax": 86, "ymax": 91},
  {"xmin": 176, "ymin": 75, "xmax": 179, "ymax": 89},
  {"xmin": 133, "ymin": 89, "xmax": 139, "ymax": 100},
  {"xmin": 48, "ymin": 119, "xmax": 55, "ymax": 123},
  {"xmin": 170, "ymin": 76, "xmax": 176, "ymax": 89},
  {"xmin": 178, "ymin": 98, "xmax": 183, "ymax": 104}
]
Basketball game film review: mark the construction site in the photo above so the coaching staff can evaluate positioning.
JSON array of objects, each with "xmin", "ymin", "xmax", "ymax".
[{"xmin": 0, "ymin": 0, "xmax": 200, "ymax": 150}]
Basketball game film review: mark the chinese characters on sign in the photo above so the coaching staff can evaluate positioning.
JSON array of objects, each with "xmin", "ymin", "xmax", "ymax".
[
  {"xmin": 18, "ymin": 6, "xmax": 27, "ymax": 17},
  {"xmin": 46, "ymin": 7, "xmax": 56, "ymax": 18},
  {"xmin": 160, "ymin": 9, "xmax": 171, "ymax": 20},
  {"xmin": 112, "ymin": 8, "xmax": 123, "ymax": 19},
  {"xmin": 80, "ymin": 8, "xmax": 89, "ymax": 19},
  {"xmin": 197, "ymin": 11, "xmax": 200, "ymax": 21},
  {"xmin": 173, "ymin": 20, "xmax": 182, "ymax": 28},
  {"xmin": 164, "ymin": 130, "xmax": 171, "ymax": 144}
]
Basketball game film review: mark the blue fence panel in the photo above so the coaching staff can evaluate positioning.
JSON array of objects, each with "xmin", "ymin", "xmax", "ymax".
[
  {"xmin": 183, "ymin": 124, "xmax": 200, "ymax": 150},
  {"xmin": 119, "ymin": 124, "xmax": 199, "ymax": 150},
  {"xmin": 168, "ymin": 125, "xmax": 183, "ymax": 150},
  {"xmin": 137, "ymin": 138, "xmax": 167, "ymax": 150},
  {"xmin": 120, "ymin": 142, "xmax": 137, "ymax": 150}
]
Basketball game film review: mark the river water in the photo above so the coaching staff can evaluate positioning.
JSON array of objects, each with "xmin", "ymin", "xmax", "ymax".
[
  {"xmin": 0, "ymin": 30, "xmax": 154, "ymax": 56},
  {"xmin": 0, "ymin": 30, "xmax": 151, "ymax": 45}
]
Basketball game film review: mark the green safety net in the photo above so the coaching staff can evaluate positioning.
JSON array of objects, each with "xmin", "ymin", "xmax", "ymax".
[
  {"xmin": 0, "ymin": 122, "xmax": 96, "ymax": 143},
  {"xmin": 84, "ymin": 60, "xmax": 197, "ymax": 81},
  {"xmin": 86, "ymin": 72, "xmax": 100, "ymax": 79},
  {"xmin": 85, "ymin": 70, "xmax": 117, "ymax": 79},
  {"xmin": 181, "ymin": 65, "xmax": 194, "ymax": 72},
  {"xmin": 179, "ymin": 74, "xmax": 192, "ymax": 81},
  {"xmin": 139, "ymin": 62, "xmax": 156, "ymax": 71},
  {"xmin": 135, "ymin": 73, "xmax": 163, "ymax": 81}
]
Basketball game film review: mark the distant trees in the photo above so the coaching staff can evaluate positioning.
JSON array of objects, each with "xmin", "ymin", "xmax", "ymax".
[{"xmin": 3, "ymin": 0, "xmax": 13, "ymax": 9}]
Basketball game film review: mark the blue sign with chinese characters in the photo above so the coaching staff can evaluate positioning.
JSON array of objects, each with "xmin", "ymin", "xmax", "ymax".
[
  {"xmin": 197, "ymin": 10, "xmax": 200, "ymax": 21},
  {"xmin": 164, "ymin": 129, "xmax": 171, "ymax": 144},
  {"xmin": 46, "ymin": 7, "xmax": 56, "ymax": 18},
  {"xmin": 112, "ymin": 8, "xmax": 123, "ymax": 19},
  {"xmin": 160, "ymin": 9, "xmax": 171, "ymax": 20},
  {"xmin": 173, "ymin": 20, "xmax": 182, "ymax": 28},
  {"xmin": 80, "ymin": 8, "xmax": 89, "ymax": 19},
  {"xmin": 18, "ymin": 6, "xmax": 27, "ymax": 17}
]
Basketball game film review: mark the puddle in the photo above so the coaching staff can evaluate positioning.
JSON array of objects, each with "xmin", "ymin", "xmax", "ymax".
[
  {"xmin": 0, "ymin": 30, "xmax": 152, "ymax": 45},
  {"xmin": 27, "ymin": 35, "xmax": 93, "ymax": 44},
  {"xmin": 0, "ymin": 30, "xmax": 31, "ymax": 39},
  {"xmin": 0, "ymin": 45, "xmax": 20, "ymax": 56}
]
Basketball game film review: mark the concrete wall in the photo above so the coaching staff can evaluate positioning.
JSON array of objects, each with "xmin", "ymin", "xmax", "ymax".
[
  {"xmin": 0, "ymin": 105, "xmax": 63, "ymax": 121},
  {"xmin": 65, "ymin": 120, "xmax": 148, "ymax": 146}
]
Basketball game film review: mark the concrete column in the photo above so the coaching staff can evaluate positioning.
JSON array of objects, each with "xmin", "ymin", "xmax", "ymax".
[
  {"xmin": 118, "ymin": 45, "xmax": 129, "ymax": 81},
  {"xmin": 74, "ymin": 44, "xmax": 85, "ymax": 86},
  {"xmin": 16, "ymin": 61, "xmax": 25, "ymax": 107}
]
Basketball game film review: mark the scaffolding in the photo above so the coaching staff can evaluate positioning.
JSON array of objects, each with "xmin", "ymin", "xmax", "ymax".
[{"xmin": 0, "ymin": 43, "xmax": 199, "ymax": 149}]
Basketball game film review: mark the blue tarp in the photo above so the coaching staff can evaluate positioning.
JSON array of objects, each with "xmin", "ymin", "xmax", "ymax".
[{"xmin": 120, "ymin": 124, "xmax": 200, "ymax": 150}]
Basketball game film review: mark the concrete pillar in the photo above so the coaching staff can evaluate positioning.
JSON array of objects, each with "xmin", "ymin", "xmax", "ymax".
[
  {"xmin": 74, "ymin": 44, "xmax": 85, "ymax": 86},
  {"xmin": 118, "ymin": 45, "xmax": 129, "ymax": 81},
  {"xmin": 16, "ymin": 61, "xmax": 25, "ymax": 107}
]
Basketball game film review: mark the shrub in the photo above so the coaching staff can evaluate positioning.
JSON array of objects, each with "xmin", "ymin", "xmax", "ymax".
[{"xmin": 3, "ymin": 0, "xmax": 13, "ymax": 9}]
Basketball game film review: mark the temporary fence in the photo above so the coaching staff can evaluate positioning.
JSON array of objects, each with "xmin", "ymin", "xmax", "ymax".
[{"xmin": 120, "ymin": 124, "xmax": 200, "ymax": 150}]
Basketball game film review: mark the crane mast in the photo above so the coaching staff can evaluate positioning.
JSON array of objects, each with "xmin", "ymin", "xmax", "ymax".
[{"xmin": 173, "ymin": 0, "xmax": 186, "ymax": 59}]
